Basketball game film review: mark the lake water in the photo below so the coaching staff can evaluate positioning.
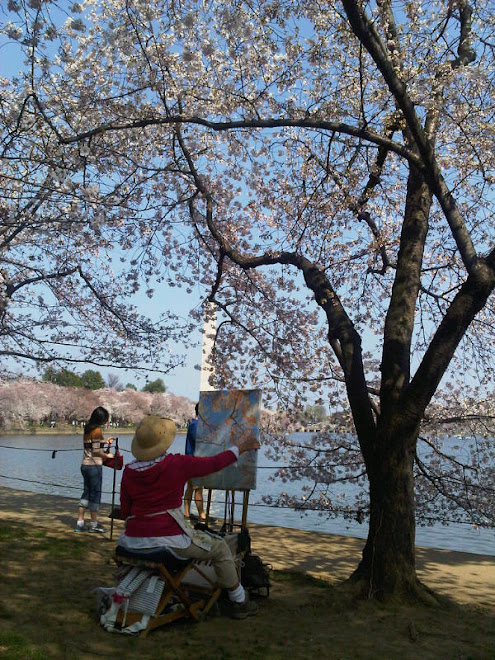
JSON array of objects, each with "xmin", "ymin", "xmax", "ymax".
[{"xmin": 0, "ymin": 432, "xmax": 494, "ymax": 556}]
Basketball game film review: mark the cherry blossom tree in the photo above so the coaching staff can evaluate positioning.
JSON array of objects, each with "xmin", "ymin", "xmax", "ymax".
[
  {"xmin": 2, "ymin": 0, "xmax": 495, "ymax": 601},
  {"xmin": 109, "ymin": 387, "xmax": 152, "ymax": 425},
  {"xmin": 0, "ymin": 2, "xmax": 192, "ymax": 380},
  {"xmin": 0, "ymin": 378, "xmax": 51, "ymax": 427},
  {"xmin": 52, "ymin": 382, "xmax": 100, "ymax": 423},
  {"xmin": 158, "ymin": 393, "xmax": 195, "ymax": 427}
]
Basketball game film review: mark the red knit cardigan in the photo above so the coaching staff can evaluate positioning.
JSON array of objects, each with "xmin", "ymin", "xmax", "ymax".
[{"xmin": 120, "ymin": 450, "xmax": 237, "ymax": 538}]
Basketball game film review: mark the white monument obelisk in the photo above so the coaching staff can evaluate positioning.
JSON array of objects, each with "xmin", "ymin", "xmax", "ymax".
[{"xmin": 200, "ymin": 301, "xmax": 217, "ymax": 391}]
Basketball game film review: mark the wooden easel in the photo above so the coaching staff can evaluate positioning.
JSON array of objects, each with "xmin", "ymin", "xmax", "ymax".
[{"xmin": 205, "ymin": 488, "xmax": 250, "ymax": 532}]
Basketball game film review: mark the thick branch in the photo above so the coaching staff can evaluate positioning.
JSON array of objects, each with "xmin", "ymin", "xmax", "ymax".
[
  {"xmin": 341, "ymin": 0, "xmax": 479, "ymax": 273},
  {"xmin": 452, "ymin": 2, "xmax": 476, "ymax": 68},
  {"xmin": 0, "ymin": 349, "xmax": 179, "ymax": 373},
  {"xmin": 48, "ymin": 109, "xmax": 420, "ymax": 168},
  {"xmin": 405, "ymin": 259, "xmax": 495, "ymax": 419},
  {"xmin": 198, "ymin": 202, "xmax": 377, "ymax": 442},
  {"xmin": 3, "ymin": 267, "xmax": 79, "ymax": 298},
  {"xmin": 380, "ymin": 166, "xmax": 432, "ymax": 413}
]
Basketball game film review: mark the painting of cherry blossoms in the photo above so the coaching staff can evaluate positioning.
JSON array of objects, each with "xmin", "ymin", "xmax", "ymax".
[{"xmin": 193, "ymin": 389, "xmax": 260, "ymax": 490}]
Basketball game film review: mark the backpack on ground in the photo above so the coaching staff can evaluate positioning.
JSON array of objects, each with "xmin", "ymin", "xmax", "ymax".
[
  {"xmin": 240, "ymin": 553, "xmax": 271, "ymax": 597},
  {"xmin": 194, "ymin": 523, "xmax": 271, "ymax": 597}
]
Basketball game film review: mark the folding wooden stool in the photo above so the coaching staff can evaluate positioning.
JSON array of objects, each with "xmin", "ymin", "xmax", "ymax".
[{"xmin": 112, "ymin": 545, "xmax": 222, "ymax": 638}]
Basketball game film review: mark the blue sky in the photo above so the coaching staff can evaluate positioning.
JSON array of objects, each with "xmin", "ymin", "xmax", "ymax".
[
  {"xmin": 0, "ymin": 29, "xmax": 206, "ymax": 400},
  {"xmin": 128, "ymin": 286, "xmax": 204, "ymax": 399}
]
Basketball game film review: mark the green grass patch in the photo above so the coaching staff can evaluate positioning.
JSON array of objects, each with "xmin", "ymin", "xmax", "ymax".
[
  {"xmin": 0, "ymin": 630, "xmax": 48, "ymax": 660},
  {"xmin": 0, "ymin": 522, "xmax": 22, "ymax": 541},
  {"xmin": 0, "ymin": 521, "xmax": 88, "ymax": 560},
  {"xmin": 29, "ymin": 534, "xmax": 88, "ymax": 559}
]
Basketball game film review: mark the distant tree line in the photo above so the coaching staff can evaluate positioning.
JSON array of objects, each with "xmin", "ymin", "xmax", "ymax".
[
  {"xmin": 0, "ymin": 377, "xmax": 190, "ymax": 431},
  {"xmin": 0, "ymin": 372, "xmax": 330, "ymax": 433},
  {"xmin": 42, "ymin": 367, "xmax": 166, "ymax": 394}
]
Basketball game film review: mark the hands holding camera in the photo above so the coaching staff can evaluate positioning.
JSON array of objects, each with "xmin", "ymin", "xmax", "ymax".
[{"xmin": 104, "ymin": 437, "xmax": 118, "ymax": 457}]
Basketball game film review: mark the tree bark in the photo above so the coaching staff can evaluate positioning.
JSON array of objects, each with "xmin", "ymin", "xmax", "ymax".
[{"xmin": 348, "ymin": 425, "xmax": 435, "ymax": 602}]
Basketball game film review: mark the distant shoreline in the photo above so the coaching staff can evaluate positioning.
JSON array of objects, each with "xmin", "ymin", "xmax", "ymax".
[
  {"xmin": 0, "ymin": 427, "xmax": 135, "ymax": 436},
  {"xmin": 0, "ymin": 427, "xmax": 187, "ymax": 436}
]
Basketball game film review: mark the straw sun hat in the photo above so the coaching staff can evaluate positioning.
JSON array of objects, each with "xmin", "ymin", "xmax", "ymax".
[{"xmin": 131, "ymin": 416, "xmax": 176, "ymax": 461}]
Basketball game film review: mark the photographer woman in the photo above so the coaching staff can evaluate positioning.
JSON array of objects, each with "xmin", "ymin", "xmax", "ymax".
[{"xmin": 75, "ymin": 406, "xmax": 115, "ymax": 533}]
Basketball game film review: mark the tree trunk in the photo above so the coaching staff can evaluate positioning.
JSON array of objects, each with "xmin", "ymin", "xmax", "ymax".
[{"xmin": 347, "ymin": 429, "xmax": 435, "ymax": 603}]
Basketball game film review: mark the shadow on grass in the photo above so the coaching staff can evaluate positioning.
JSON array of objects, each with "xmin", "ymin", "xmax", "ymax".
[{"xmin": 1, "ymin": 519, "xmax": 494, "ymax": 660}]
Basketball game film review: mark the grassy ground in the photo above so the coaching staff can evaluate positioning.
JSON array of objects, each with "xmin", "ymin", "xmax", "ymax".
[{"xmin": 1, "ymin": 519, "xmax": 494, "ymax": 660}]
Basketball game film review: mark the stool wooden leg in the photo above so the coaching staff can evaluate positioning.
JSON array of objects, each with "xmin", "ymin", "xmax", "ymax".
[{"xmin": 112, "ymin": 555, "xmax": 221, "ymax": 637}]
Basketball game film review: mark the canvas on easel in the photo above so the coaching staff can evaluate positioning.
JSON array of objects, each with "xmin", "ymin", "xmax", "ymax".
[{"xmin": 193, "ymin": 389, "xmax": 260, "ymax": 490}]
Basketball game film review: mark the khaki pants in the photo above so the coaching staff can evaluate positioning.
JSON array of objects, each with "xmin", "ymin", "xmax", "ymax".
[{"xmin": 169, "ymin": 533, "xmax": 239, "ymax": 589}]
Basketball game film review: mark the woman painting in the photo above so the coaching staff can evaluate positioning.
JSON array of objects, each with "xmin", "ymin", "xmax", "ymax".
[{"xmin": 118, "ymin": 415, "xmax": 260, "ymax": 619}]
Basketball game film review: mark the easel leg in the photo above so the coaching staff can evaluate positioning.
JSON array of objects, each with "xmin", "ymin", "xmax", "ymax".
[
  {"xmin": 241, "ymin": 491, "xmax": 249, "ymax": 530},
  {"xmin": 206, "ymin": 489, "xmax": 212, "ymax": 522}
]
